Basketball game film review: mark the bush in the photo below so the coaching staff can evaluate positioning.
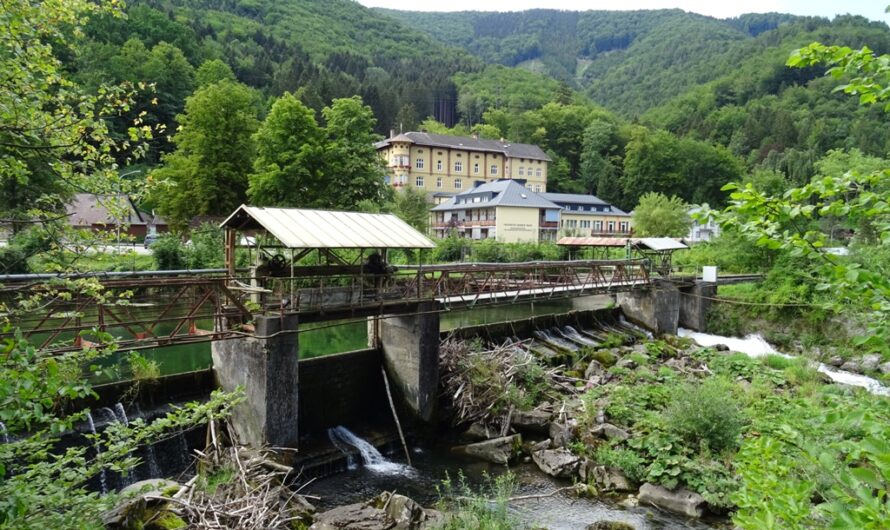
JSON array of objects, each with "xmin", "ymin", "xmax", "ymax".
[
  {"xmin": 594, "ymin": 444, "xmax": 646, "ymax": 483},
  {"xmin": 437, "ymin": 472, "xmax": 516, "ymax": 530},
  {"xmin": 665, "ymin": 377, "xmax": 744, "ymax": 452},
  {"xmin": 187, "ymin": 223, "xmax": 224, "ymax": 269},
  {"xmin": 152, "ymin": 233, "xmax": 187, "ymax": 270}
]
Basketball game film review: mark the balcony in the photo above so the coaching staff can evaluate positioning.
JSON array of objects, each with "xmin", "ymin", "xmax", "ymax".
[
  {"xmin": 539, "ymin": 221, "xmax": 559, "ymax": 229},
  {"xmin": 432, "ymin": 219, "xmax": 495, "ymax": 229}
]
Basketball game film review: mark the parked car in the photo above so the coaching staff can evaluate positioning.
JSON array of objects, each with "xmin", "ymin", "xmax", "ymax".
[{"xmin": 143, "ymin": 234, "xmax": 159, "ymax": 248}]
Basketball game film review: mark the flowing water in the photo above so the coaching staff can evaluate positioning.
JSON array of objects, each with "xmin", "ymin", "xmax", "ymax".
[
  {"xmin": 678, "ymin": 329, "xmax": 890, "ymax": 396},
  {"xmin": 309, "ymin": 432, "xmax": 717, "ymax": 530},
  {"xmin": 85, "ymin": 412, "xmax": 107, "ymax": 495},
  {"xmin": 327, "ymin": 426, "xmax": 412, "ymax": 474},
  {"xmin": 0, "ymin": 421, "xmax": 7, "ymax": 444}
]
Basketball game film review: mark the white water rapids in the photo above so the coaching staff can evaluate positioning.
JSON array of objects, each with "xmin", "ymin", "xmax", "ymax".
[{"xmin": 678, "ymin": 329, "xmax": 889, "ymax": 396}]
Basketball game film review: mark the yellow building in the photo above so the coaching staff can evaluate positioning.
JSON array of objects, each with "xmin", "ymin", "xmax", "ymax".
[
  {"xmin": 430, "ymin": 180, "xmax": 561, "ymax": 243},
  {"xmin": 375, "ymin": 131, "xmax": 551, "ymax": 195},
  {"xmin": 430, "ymin": 182, "xmax": 632, "ymax": 243}
]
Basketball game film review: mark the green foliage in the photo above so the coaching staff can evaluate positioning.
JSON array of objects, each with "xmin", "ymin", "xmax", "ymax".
[
  {"xmin": 436, "ymin": 472, "xmax": 517, "ymax": 530},
  {"xmin": 631, "ymin": 192, "xmax": 691, "ymax": 237},
  {"xmin": 128, "ymin": 351, "xmax": 160, "ymax": 381},
  {"xmin": 593, "ymin": 444, "xmax": 646, "ymax": 483},
  {"xmin": 152, "ymin": 234, "xmax": 187, "ymax": 270},
  {"xmin": 195, "ymin": 59, "xmax": 236, "ymax": 88},
  {"xmin": 665, "ymin": 378, "xmax": 745, "ymax": 452},
  {"xmin": 150, "ymin": 80, "xmax": 260, "ymax": 230}
]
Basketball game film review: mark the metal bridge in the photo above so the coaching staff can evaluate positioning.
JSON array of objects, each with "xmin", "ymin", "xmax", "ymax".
[{"xmin": 0, "ymin": 258, "xmax": 654, "ymax": 354}]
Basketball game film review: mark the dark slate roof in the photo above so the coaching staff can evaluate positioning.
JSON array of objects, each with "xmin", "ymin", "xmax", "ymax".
[
  {"xmin": 431, "ymin": 180, "xmax": 560, "ymax": 212},
  {"xmin": 540, "ymin": 192, "xmax": 608, "ymax": 206},
  {"xmin": 540, "ymin": 192, "xmax": 630, "ymax": 216},
  {"xmin": 378, "ymin": 132, "xmax": 551, "ymax": 162},
  {"xmin": 66, "ymin": 193, "xmax": 165, "ymax": 227}
]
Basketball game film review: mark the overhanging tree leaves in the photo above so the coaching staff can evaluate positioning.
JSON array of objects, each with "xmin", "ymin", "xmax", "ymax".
[{"xmin": 632, "ymin": 192, "xmax": 691, "ymax": 237}]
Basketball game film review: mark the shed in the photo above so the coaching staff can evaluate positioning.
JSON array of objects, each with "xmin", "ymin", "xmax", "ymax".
[
  {"xmin": 557, "ymin": 236, "xmax": 688, "ymax": 276},
  {"xmin": 219, "ymin": 205, "xmax": 435, "ymax": 276}
]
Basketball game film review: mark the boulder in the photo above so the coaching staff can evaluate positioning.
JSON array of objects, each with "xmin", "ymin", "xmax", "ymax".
[
  {"xmin": 585, "ymin": 360, "xmax": 604, "ymax": 379},
  {"xmin": 511, "ymin": 408, "xmax": 553, "ymax": 433},
  {"xmin": 714, "ymin": 344, "xmax": 730, "ymax": 352},
  {"xmin": 587, "ymin": 465, "xmax": 634, "ymax": 492},
  {"xmin": 637, "ymin": 483, "xmax": 706, "ymax": 518},
  {"xmin": 590, "ymin": 423, "xmax": 630, "ymax": 442},
  {"xmin": 463, "ymin": 422, "xmax": 495, "ymax": 441},
  {"xmin": 828, "ymin": 356, "xmax": 845, "ymax": 367},
  {"xmin": 840, "ymin": 361, "xmax": 861, "ymax": 373},
  {"xmin": 860, "ymin": 354, "xmax": 882, "ymax": 372},
  {"xmin": 105, "ymin": 479, "xmax": 184, "ymax": 529},
  {"xmin": 880, "ymin": 362, "xmax": 890, "ymax": 375},
  {"xmin": 549, "ymin": 420, "xmax": 578, "ymax": 448},
  {"xmin": 378, "ymin": 492, "xmax": 428, "ymax": 530},
  {"xmin": 452, "ymin": 434, "xmax": 521, "ymax": 465},
  {"xmin": 587, "ymin": 522, "xmax": 636, "ymax": 530},
  {"xmin": 532, "ymin": 448, "xmax": 581, "ymax": 478},
  {"xmin": 309, "ymin": 503, "xmax": 390, "ymax": 530},
  {"xmin": 615, "ymin": 357, "xmax": 637, "ymax": 370},
  {"xmin": 120, "ymin": 478, "xmax": 182, "ymax": 499}
]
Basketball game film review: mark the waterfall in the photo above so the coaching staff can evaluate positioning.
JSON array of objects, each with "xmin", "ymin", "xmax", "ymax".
[
  {"xmin": 0, "ymin": 421, "xmax": 7, "ymax": 444},
  {"xmin": 678, "ymin": 329, "xmax": 890, "ymax": 396},
  {"xmin": 178, "ymin": 433, "xmax": 191, "ymax": 469},
  {"xmin": 327, "ymin": 426, "xmax": 409, "ymax": 474},
  {"xmin": 561, "ymin": 326, "xmax": 598, "ymax": 347},
  {"xmin": 134, "ymin": 404, "xmax": 160, "ymax": 478},
  {"xmin": 114, "ymin": 403, "xmax": 129, "ymax": 425},
  {"xmin": 86, "ymin": 412, "xmax": 107, "ymax": 495}
]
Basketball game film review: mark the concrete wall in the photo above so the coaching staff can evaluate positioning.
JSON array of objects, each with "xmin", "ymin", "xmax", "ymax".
[
  {"xmin": 379, "ymin": 301, "xmax": 440, "ymax": 422},
  {"xmin": 495, "ymin": 206, "xmax": 539, "ymax": 243},
  {"xmin": 298, "ymin": 349, "xmax": 389, "ymax": 435},
  {"xmin": 445, "ymin": 307, "xmax": 623, "ymax": 344},
  {"xmin": 678, "ymin": 281, "xmax": 717, "ymax": 331},
  {"xmin": 211, "ymin": 315, "xmax": 299, "ymax": 447},
  {"xmin": 616, "ymin": 280, "xmax": 680, "ymax": 335}
]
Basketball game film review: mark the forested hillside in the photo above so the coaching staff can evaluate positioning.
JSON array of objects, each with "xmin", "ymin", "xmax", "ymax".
[
  {"xmin": 50, "ymin": 0, "xmax": 890, "ymax": 217},
  {"xmin": 377, "ymin": 9, "xmax": 890, "ymax": 115}
]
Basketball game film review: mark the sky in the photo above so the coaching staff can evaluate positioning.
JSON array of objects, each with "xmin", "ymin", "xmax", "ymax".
[{"xmin": 357, "ymin": 0, "xmax": 889, "ymax": 23}]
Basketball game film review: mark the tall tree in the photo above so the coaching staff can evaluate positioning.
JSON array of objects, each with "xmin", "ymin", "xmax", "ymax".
[
  {"xmin": 322, "ymin": 96, "xmax": 388, "ymax": 210},
  {"xmin": 151, "ymin": 81, "xmax": 260, "ymax": 229},
  {"xmin": 632, "ymin": 192, "xmax": 692, "ymax": 237},
  {"xmin": 247, "ymin": 93, "xmax": 325, "ymax": 207}
]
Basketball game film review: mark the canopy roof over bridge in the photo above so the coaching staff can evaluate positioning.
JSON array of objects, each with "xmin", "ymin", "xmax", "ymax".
[
  {"xmin": 557, "ymin": 236, "xmax": 688, "ymax": 251},
  {"xmin": 220, "ymin": 205, "xmax": 435, "ymax": 249}
]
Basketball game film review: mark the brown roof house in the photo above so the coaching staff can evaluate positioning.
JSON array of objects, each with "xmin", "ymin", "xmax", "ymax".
[{"xmin": 66, "ymin": 193, "xmax": 167, "ymax": 239}]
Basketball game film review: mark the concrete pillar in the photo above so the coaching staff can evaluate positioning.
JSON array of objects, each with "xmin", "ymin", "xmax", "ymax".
[
  {"xmin": 678, "ymin": 281, "xmax": 717, "ymax": 332},
  {"xmin": 379, "ymin": 301, "xmax": 440, "ymax": 422},
  {"xmin": 211, "ymin": 315, "xmax": 299, "ymax": 447},
  {"xmin": 616, "ymin": 279, "xmax": 680, "ymax": 335}
]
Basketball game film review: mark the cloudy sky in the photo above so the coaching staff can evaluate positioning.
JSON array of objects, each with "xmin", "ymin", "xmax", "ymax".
[{"xmin": 357, "ymin": 0, "xmax": 889, "ymax": 23}]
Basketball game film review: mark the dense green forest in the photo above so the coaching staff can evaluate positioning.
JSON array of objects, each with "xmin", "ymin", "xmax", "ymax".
[{"xmin": 47, "ymin": 1, "xmax": 890, "ymax": 217}]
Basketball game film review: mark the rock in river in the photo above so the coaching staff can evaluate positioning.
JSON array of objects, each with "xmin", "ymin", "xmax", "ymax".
[
  {"xmin": 637, "ymin": 483, "xmax": 706, "ymax": 518},
  {"xmin": 532, "ymin": 448, "xmax": 581, "ymax": 478},
  {"xmin": 451, "ymin": 434, "xmax": 521, "ymax": 465}
]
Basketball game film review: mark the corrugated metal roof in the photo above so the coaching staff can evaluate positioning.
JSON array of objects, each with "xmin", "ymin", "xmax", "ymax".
[
  {"xmin": 634, "ymin": 238, "xmax": 688, "ymax": 251},
  {"xmin": 557, "ymin": 237, "xmax": 630, "ymax": 247},
  {"xmin": 220, "ymin": 205, "xmax": 436, "ymax": 249},
  {"xmin": 557, "ymin": 237, "xmax": 689, "ymax": 251}
]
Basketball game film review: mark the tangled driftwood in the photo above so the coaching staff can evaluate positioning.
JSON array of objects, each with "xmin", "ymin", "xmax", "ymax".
[
  {"xmin": 439, "ymin": 338, "xmax": 566, "ymax": 433},
  {"xmin": 145, "ymin": 421, "xmax": 314, "ymax": 530}
]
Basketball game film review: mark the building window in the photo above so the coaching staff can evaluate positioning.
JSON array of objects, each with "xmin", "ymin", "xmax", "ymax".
[
  {"xmin": 519, "ymin": 167, "xmax": 525, "ymax": 176},
  {"xmin": 581, "ymin": 220, "xmax": 591, "ymax": 229},
  {"xmin": 594, "ymin": 220, "xmax": 603, "ymax": 231},
  {"xmin": 415, "ymin": 158, "xmax": 424, "ymax": 169},
  {"xmin": 416, "ymin": 175, "xmax": 424, "ymax": 187},
  {"xmin": 490, "ymin": 165, "xmax": 498, "ymax": 176},
  {"xmin": 436, "ymin": 160, "xmax": 443, "ymax": 171},
  {"xmin": 536, "ymin": 168, "xmax": 542, "ymax": 177},
  {"xmin": 607, "ymin": 221, "xmax": 615, "ymax": 232},
  {"xmin": 454, "ymin": 161, "xmax": 462, "ymax": 172},
  {"xmin": 474, "ymin": 163, "xmax": 480, "ymax": 174},
  {"xmin": 568, "ymin": 220, "xmax": 578, "ymax": 228},
  {"xmin": 619, "ymin": 221, "xmax": 629, "ymax": 232},
  {"xmin": 436, "ymin": 177, "xmax": 442, "ymax": 188},
  {"xmin": 534, "ymin": 185, "xmax": 542, "ymax": 192},
  {"xmin": 455, "ymin": 178, "xmax": 463, "ymax": 189}
]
